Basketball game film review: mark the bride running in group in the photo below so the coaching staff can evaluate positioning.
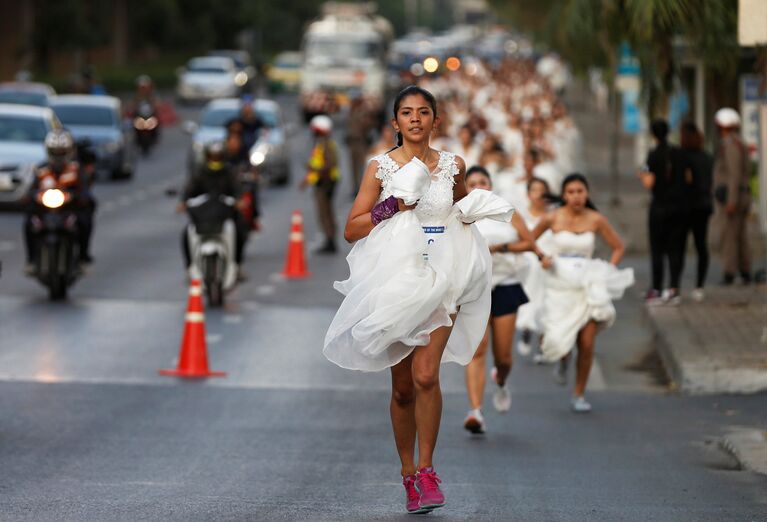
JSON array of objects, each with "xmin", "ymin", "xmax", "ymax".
[
  {"xmin": 533, "ymin": 173, "xmax": 634, "ymax": 412},
  {"xmin": 462, "ymin": 166, "xmax": 541, "ymax": 434},
  {"xmin": 324, "ymin": 86, "xmax": 513, "ymax": 514}
]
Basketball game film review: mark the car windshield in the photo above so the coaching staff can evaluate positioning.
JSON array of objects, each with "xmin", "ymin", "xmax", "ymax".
[
  {"xmin": 0, "ymin": 91, "xmax": 48, "ymax": 107},
  {"xmin": 0, "ymin": 115, "xmax": 48, "ymax": 142},
  {"xmin": 305, "ymin": 36, "xmax": 382, "ymax": 63},
  {"xmin": 53, "ymin": 105, "xmax": 116, "ymax": 127},
  {"xmin": 188, "ymin": 60, "xmax": 229, "ymax": 74},
  {"xmin": 201, "ymin": 107, "xmax": 278, "ymax": 128}
]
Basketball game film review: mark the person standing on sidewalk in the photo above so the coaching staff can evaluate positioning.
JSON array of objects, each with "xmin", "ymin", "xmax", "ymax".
[
  {"xmin": 301, "ymin": 115, "xmax": 339, "ymax": 254},
  {"xmin": 680, "ymin": 121, "xmax": 714, "ymax": 301},
  {"xmin": 462, "ymin": 166, "xmax": 537, "ymax": 434},
  {"xmin": 713, "ymin": 108, "xmax": 752, "ymax": 285},
  {"xmin": 638, "ymin": 119, "xmax": 688, "ymax": 305},
  {"xmin": 346, "ymin": 94, "xmax": 375, "ymax": 196}
]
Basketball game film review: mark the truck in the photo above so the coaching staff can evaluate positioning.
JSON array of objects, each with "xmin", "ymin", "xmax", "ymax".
[{"xmin": 299, "ymin": 2, "xmax": 393, "ymax": 121}]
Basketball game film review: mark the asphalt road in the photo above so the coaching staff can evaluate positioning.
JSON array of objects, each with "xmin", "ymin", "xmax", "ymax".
[{"xmin": 0, "ymin": 95, "xmax": 765, "ymax": 521}]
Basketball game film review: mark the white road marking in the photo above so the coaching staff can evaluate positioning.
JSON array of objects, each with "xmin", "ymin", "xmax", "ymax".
[
  {"xmin": 255, "ymin": 285, "xmax": 275, "ymax": 296},
  {"xmin": 206, "ymin": 334, "xmax": 222, "ymax": 344},
  {"xmin": 269, "ymin": 272, "xmax": 286, "ymax": 283},
  {"xmin": 223, "ymin": 315, "xmax": 242, "ymax": 324}
]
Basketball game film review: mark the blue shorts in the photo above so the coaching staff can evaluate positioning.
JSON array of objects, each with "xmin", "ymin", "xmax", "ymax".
[{"xmin": 490, "ymin": 283, "xmax": 529, "ymax": 317}]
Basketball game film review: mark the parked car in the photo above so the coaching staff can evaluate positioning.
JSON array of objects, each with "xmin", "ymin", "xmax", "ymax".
[
  {"xmin": 176, "ymin": 56, "xmax": 245, "ymax": 103},
  {"xmin": 184, "ymin": 98, "xmax": 291, "ymax": 185},
  {"xmin": 50, "ymin": 95, "xmax": 135, "ymax": 180},
  {"xmin": 0, "ymin": 104, "xmax": 61, "ymax": 208},
  {"xmin": 266, "ymin": 52, "xmax": 302, "ymax": 92},
  {"xmin": 208, "ymin": 50, "xmax": 256, "ymax": 90},
  {"xmin": 0, "ymin": 82, "xmax": 56, "ymax": 107}
]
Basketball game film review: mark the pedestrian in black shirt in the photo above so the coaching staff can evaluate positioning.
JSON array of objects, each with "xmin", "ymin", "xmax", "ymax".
[
  {"xmin": 679, "ymin": 121, "xmax": 713, "ymax": 301},
  {"xmin": 638, "ymin": 119, "xmax": 689, "ymax": 305}
]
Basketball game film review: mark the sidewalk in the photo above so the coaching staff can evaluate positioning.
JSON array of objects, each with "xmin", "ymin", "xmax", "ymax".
[
  {"xmin": 646, "ymin": 286, "xmax": 767, "ymax": 394},
  {"xmin": 568, "ymin": 80, "xmax": 767, "ymax": 397}
]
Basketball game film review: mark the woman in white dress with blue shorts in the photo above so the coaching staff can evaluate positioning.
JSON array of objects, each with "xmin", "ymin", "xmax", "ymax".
[
  {"xmin": 324, "ymin": 86, "xmax": 513, "ymax": 514},
  {"xmin": 533, "ymin": 174, "xmax": 634, "ymax": 413}
]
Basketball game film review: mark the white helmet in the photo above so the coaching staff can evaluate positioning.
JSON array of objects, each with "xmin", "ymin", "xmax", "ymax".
[
  {"xmin": 714, "ymin": 108, "xmax": 740, "ymax": 128},
  {"xmin": 309, "ymin": 114, "xmax": 333, "ymax": 135},
  {"xmin": 44, "ymin": 129, "xmax": 74, "ymax": 156}
]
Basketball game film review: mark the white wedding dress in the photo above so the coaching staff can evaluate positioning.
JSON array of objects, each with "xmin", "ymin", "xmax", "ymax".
[
  {"xmin": 540, "ymin": 231, "xmax": 634, "ymax": 361},
  {"xmin": 323, "ymin": 151, "xmax": 514, "ymax": 372},
  {"xmin": 516, "ymin": 210, "xmax": 552, "ymax": 333}
]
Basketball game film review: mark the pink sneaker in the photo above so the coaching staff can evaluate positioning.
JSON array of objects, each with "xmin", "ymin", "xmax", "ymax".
[
  {"xmin": 415, "ymin": 467, "xmax": 445, "ymax": 511},
  {"xmin": 403, "ymin": 474, "xmax": 429, "ymax": 514}
]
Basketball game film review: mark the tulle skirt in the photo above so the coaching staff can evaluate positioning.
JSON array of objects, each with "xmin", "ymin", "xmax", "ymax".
[{"xmin": 540, "ymin": 256, "xmax": 634, "ymax": 361}]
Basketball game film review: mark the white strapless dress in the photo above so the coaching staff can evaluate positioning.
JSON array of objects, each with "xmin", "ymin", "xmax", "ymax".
[
  {"xmin": 323, "ymin": 151, "xmax": 514, "ymax": 372},
  {"xmin": 540, "ymin": 231, "xmax": 634, "ymax": 361}
]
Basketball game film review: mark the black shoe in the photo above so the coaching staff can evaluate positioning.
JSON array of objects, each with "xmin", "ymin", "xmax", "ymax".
[
  {"xmin": 316, "ymin": 240, "xmax": 337, "ymax": 254},
  {"xmin": 720, "ymin": 273, "xmax": 735, "ymax": 286},
  {"xmin": 80, "ymin": 254, "xmax": 94, "ymax": 264},
  {"xmin": 741, "ymin": 272, "xmax": 752, "ymax": 285}
]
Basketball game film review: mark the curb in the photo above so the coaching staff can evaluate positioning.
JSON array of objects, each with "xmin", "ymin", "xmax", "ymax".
[
  {"xmin": 644, "ymin": 304, "xmax": 767, "ymax": 395},
  {"xmin": 720, "ymin": 427, "xmax": 767, "ymax": 476}
]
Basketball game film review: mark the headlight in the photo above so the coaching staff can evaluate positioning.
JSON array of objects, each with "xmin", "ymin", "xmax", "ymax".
[
  {"xmin": 250, "ymin": 150, "xmax": 266, "ymax": 166},
  {"xmin": 41, "ymin": 189, "xmax": 66, "ymax": 209},
  {"xmin": 234, "ymin": 72, "xmax": 248, "ymax": 87}
]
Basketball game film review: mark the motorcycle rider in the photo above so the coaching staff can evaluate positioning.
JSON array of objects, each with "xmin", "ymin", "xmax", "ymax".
[
  {"xmin": 24, "ymin": 129, "xmax": 94, "ymax": 273},
  {"xmin": 178, "ymin": 141, "xmax": 247, "ymax": 271},
  {"xmin": 236, "ymin": 96, "xmax": 264, "ymax": 153},
  {"xmin": 131, "ymin": 75, "xmax": 158, "ymax": 113}
]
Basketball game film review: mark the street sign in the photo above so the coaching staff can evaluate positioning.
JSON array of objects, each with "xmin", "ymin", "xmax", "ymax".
[{"xmin": 739, "ymin": 0, "xmax": 767, "ymax": 46}]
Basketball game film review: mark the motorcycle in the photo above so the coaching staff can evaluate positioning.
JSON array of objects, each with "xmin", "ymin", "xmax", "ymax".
[
  {"xmin": 133, "ymin": 101, "xmax": 159, "ymax": 155},
  {"xmin": 185, "ymin": 194, "xmax": 238, "ymax": 307},
  {"xmin": 29, "ymin": 189, "xmax": 82, "ymax": 300}
]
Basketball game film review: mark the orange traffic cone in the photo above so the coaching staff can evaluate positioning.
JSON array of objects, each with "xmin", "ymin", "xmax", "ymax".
[
  {"xmin": 281, "ymin": 210, "xmax": 311, "ymax": 278},
  {"xmin": 160, "ymin": 279, "xmax": 226, "ymax": 378}
]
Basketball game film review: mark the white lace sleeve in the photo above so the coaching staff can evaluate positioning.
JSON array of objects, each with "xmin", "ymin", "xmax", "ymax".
[
  {"xmin": 372, "ymin": 153, "xmax": 399, "ymax": 201},
  {"xmin": 438, "ymin": 151, "xmax": 459, "ymax": 185}
]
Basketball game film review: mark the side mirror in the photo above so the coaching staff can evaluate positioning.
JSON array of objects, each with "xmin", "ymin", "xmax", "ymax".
[{"xmin": 181, "ymin": 120, "xmax": 199, "ymax": 135}]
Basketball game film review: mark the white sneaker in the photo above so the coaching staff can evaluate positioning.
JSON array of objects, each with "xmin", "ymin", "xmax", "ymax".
[
  {"xmin": 690, "ymin": 288, "xmax": 705, "ymax": 302},
  {"xmin": 571, "ymin": 396, "xmax": 592, "ymax": 413},
  {"xmin": 492, "ymin": 385, "xmax": 512, "ymax": 413},
  {"xmin": 661, "ymin": 288, "xmax": 681, "ymax": 306},
  {"xmin": 463, "ymin": 409, "xmax": 486, "ymax": 434},
  {"xmin": 517, "ymin": 338, "xmax": 532, "ymax": 356},
  {"xmin": 532, "ymin": 353, "xmax": 547, "ymax": 365}
]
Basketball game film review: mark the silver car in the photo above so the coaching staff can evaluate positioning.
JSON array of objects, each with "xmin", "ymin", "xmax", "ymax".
[
  {"xmin": 50, "ymin": 95, "xmax": 135, "ymax": 180},
  {"xmin": 176, "ymin": 56, "xmax": 244, "ymax": 103},
  {"xmin": 184, "ymin": 98, "xmax": 291, "ymax": 185},
  {"xmin": 0, "ymin": 82, "xmax": 56, "ymax": 107},
  {"xmin": 0, "ymin": 104, "xmax": 60, "ymax": 208}
]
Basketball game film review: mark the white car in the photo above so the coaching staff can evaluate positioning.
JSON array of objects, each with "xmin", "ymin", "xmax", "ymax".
[
  {"xmin": 0, "ymin": 104, "xmax": 61, "ymax": 208},
  {"xmin": 184, "ymin": 98, "xmax": 291, "ymax": 185},
  {"xmin": 176, "ymin": 56, "xmax": 245, "ymax": 103}
]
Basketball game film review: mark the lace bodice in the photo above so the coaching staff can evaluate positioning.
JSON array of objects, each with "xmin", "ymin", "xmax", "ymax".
[
  {"xmin": 551, "ymin": 230, "xmax": 595, "ymax": 258},
  {"xmin": 373, "ymin": 151, "xmax": 458, "ymax": 225}
]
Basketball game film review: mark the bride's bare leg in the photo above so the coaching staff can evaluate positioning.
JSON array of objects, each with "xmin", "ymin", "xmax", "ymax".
[
  {"xmin": 390, "ymin": 353, "xmax": 416, "ymax": 477},
  {"xmin": 465, "ymin": 324, "xmax": 489, "ymax": 410},
  {"xmin": 412, "ymin": 315, "xmax": 455, "ymax": 470}
]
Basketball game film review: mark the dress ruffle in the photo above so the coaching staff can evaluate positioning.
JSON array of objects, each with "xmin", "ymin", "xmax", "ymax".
[
  {"xmin": 324, "ymin": 190, "xmax": 513, "ymax": 372},
  {"xmin": 540, "ymin": 257, "xmax": 634, "ymax": 362}
]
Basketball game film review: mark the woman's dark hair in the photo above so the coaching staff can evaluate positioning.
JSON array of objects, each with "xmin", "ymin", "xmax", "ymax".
[
  {"xmin": 466, "ymin": 165, "xmax": 492, "ymax": 184},
  {"xmin": 527, "ymin": 176, "xmax": 550, "ymax": 193},
  {"xmin": 651, "ymin": 119, "xmax": 669, "ymax": 143},
  {"xmin": 392, "ymin": 85, "xmax": 438, "ymax": 147},
  {"xmin": 680, "ymin": 120, "xmax": 703, "ymax": 150},
  {"xmin": 560, "ymin": 172, "xmax": 598, "ymax": 211}
]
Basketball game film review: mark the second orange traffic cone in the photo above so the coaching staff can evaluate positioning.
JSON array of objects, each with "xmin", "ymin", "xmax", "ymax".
[
  {"xmin": 159, "ymin": 279, "xmax": 226, "ymax": 378},
  {"xmin": 282, "ymin": 210, "xmax": 311, "ymax": 278}
]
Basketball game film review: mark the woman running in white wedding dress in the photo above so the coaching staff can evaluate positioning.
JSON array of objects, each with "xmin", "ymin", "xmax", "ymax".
[
  {"xmin": 324, "ymin": 86, "xmax": 513, "ymax": 514},
  {"xmin": 533, "ymin": 173, "xmax": 634, "ymax": 413}
]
